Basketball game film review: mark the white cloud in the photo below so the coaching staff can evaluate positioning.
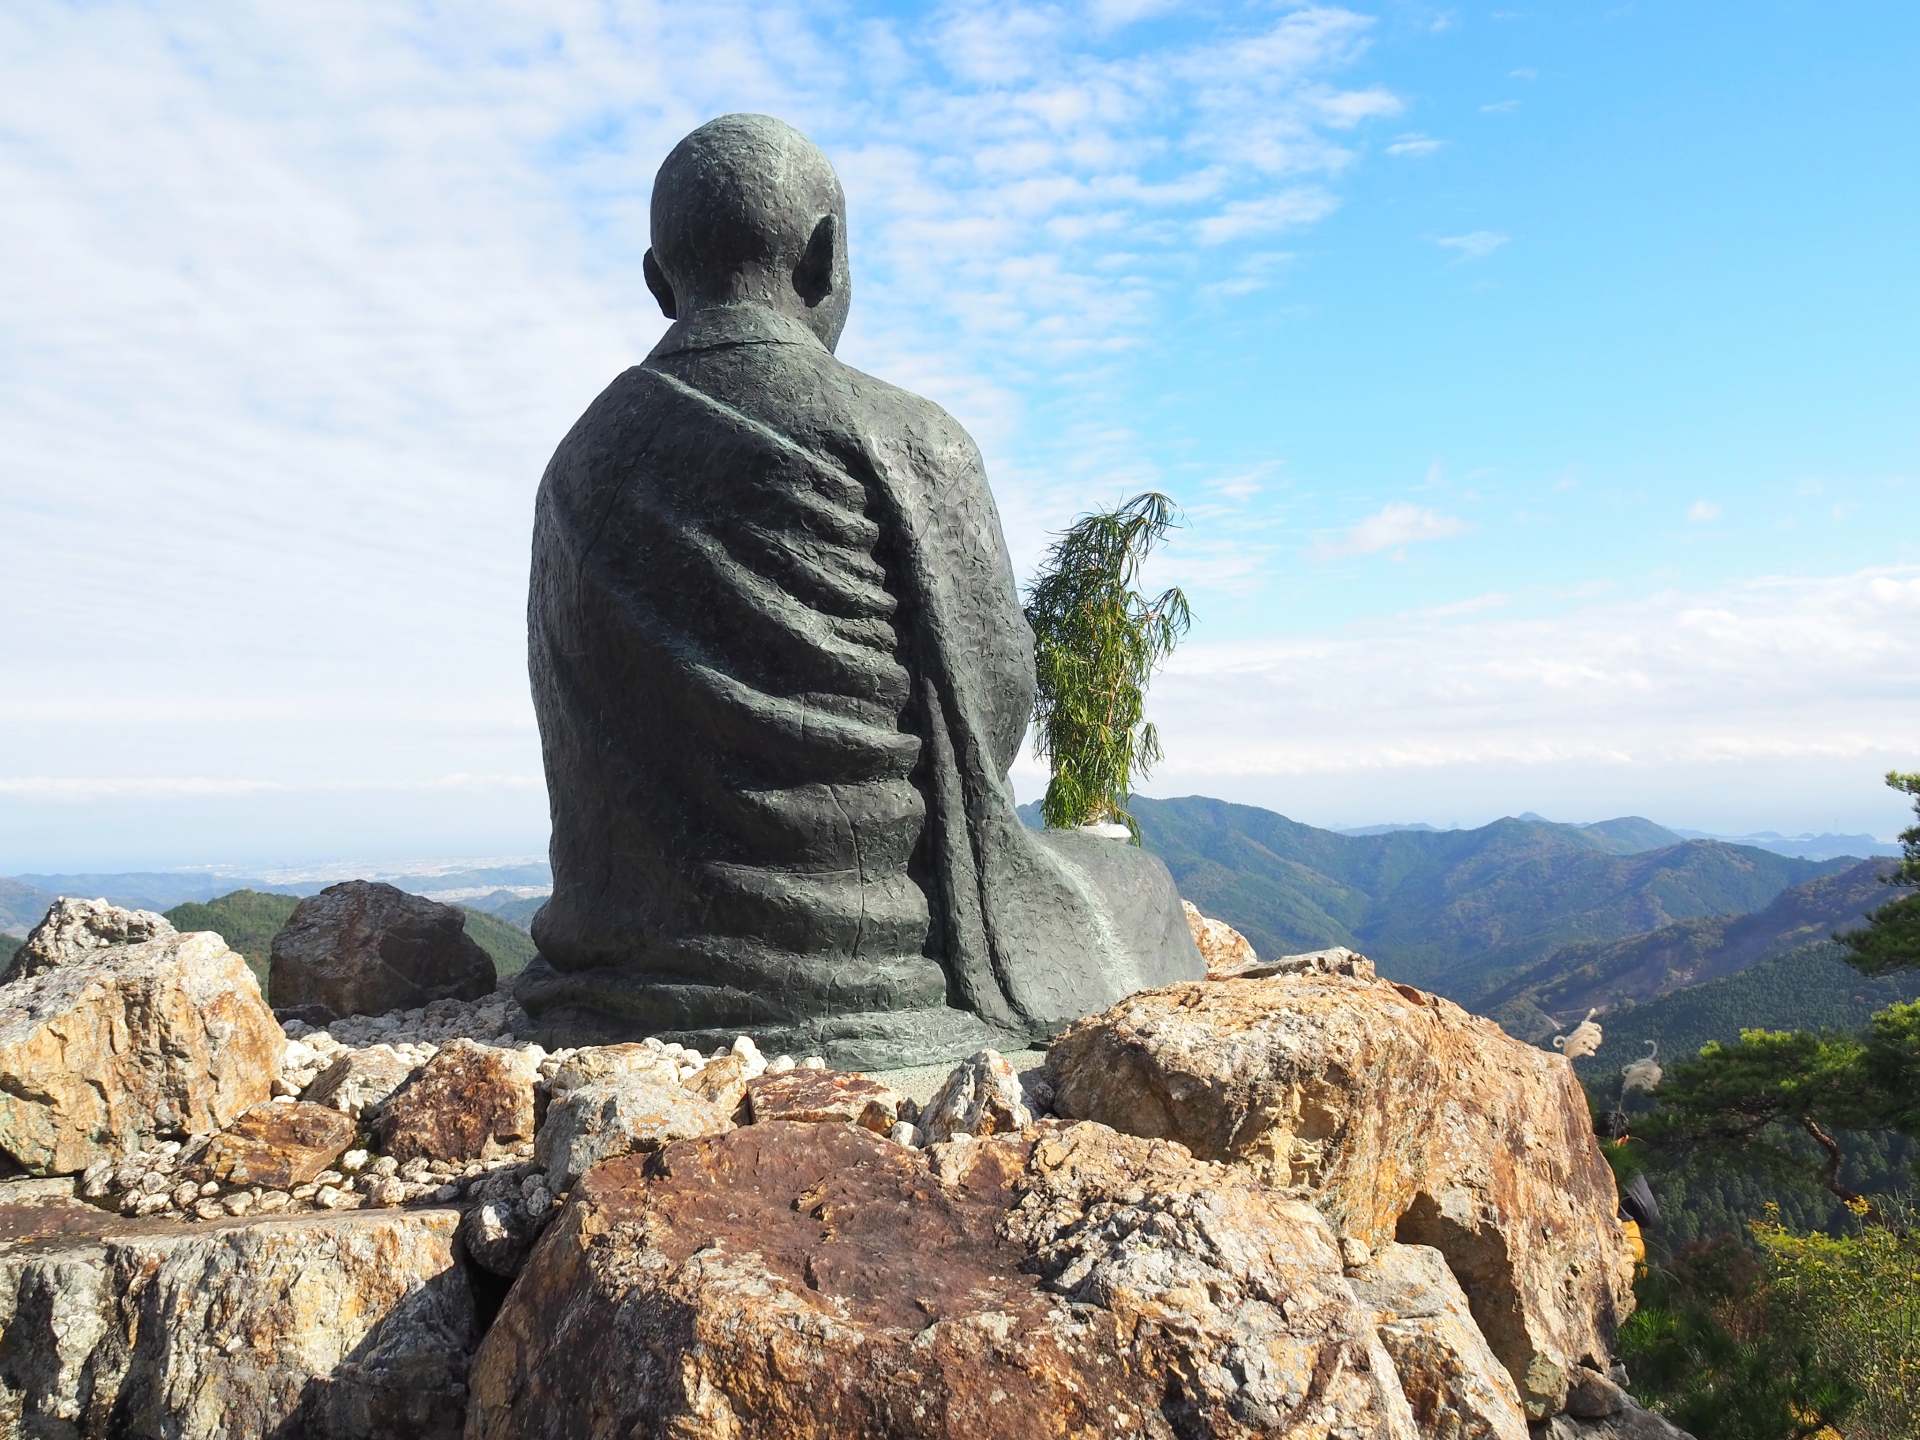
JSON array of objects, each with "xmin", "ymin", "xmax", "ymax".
[
  {"xmin": 1315, "ymin": 502, "xmax": 1470, "ymax": 557},
  {"xmin": 1385, "ymin": 132, "xmax": 1446, "ymax": 157},
  {"xmin": 1132, "ymin": 567, "xmax": 1920, "ymax": 830},
  {"xmin": 1687, "ymin": 499, "xmax": 1723, "ymax": 523},
  {"xmin": 1435, "ymin": 229, "xmax": 1511, "ymax": 260},
  {"xmin": 1480, "ymin": 98, "xmax": 1522, "ymax": 113},
  {"xmin": 1197, "ymin": 189, "xmax": 1340, "ymax": 244},
  {"xmin": 1508, "ymin": 66, "xmax": 1538, "ymax": 80}
]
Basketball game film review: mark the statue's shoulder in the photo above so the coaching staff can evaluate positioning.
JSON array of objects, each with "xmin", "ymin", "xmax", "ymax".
[{"xmin": 823, "ymin": 355, "xmax": 986, "ymax": 476}]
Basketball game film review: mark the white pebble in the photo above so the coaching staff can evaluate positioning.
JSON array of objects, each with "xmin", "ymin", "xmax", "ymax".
[
  {"xmin": 801, "ymin": 1056, "xmax": 826, "ymax": 1070},
  {"xmin": 768, "ymin": 1055, "xmax": 795, "ymax": 1074}
]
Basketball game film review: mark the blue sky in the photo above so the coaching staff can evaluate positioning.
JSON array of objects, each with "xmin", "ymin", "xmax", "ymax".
[{"xmin": 1, "ymin": 0, "xmax": 1916, "ymax": 870}]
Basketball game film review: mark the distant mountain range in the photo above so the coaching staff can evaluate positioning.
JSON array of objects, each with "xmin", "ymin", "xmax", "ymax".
[
  {"xmin": 1339, "ymin": 816, "xmax": 1897, "ymax": 862},
  {"xmin": 0, "ymin": 863, "xmax": 554, "ymax": 937},
  {"xmin": 1105, "ymin": 795, "xmax": 1848, "ymax": 998},
  {"xmin": 5, "ymin": 798, "xmax": 1894, "ymax": 1068}
]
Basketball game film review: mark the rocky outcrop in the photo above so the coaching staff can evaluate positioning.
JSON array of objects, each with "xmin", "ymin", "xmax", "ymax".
[
  {"xmin": 270, "ymin": 880, "xmax": 496, "ymax": 1023},
  {"xmin": 534, "ymin": 1075, "xmax": 731, "ymax": 1189},
  {"xmin": 913, "ymin": 1048, "xmax": 1033, "ymax": 1144},
  {"xmin": 1348, "ymin": 1242, "xmax": 1529, "ymax": 1439},
  {"xmin": 376, "ymin": 1039, "xmax": 538, "ymax": 1164},
  {"xmin": 1046, "ymin": 971, "xmax": 1635, "ymax": 1417},
  {"xmin": 467, "ymin": 1119, "xmax": 1419, "ymax": 1439},
  {"xmin": 1183, "ymin": 899, "xmax": 1260, "ymax": 977},
  {"xmin": 0, "ymin": 910, "xmax": 283, "ymax": 1175},
  {"xmin": 1, "ymin": 896, "xmax": 174, "ymax": 983},
  {"xmin": 0, "ymin": 1196, "xmax": 478, "ymax": 1439},
  {"xmin": 201, "ymin": 1101, "xmax": 357, "ymax": 1188}
]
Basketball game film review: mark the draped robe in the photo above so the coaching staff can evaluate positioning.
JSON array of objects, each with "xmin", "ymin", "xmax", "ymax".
[{"xmin": 521, "ymin": 304, "xmax": 1200, "ymax": 1067}]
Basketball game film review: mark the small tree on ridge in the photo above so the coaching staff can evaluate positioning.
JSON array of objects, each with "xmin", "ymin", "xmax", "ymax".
[{"xmin": 1024, "ymin": 491, "xmax": 1191, "ymax": 836}]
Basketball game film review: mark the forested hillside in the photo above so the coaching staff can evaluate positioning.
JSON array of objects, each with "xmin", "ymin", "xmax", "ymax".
[
  {"xmin": 1575, "ymin": 940, "xmax": 1920, "ymax": 1084},
  {"xmin": 1485, "ymin": 860, "xmax": 1894, "ymax": 1040},
  {"xmin": 164, "ymin": 890, "xmax": 300, "ymax": 991},
  {"xmin": 458, "ymin": 906, "xmax": 538, "ymax": 977},
  {"xmin": 1117, "ymin": 796, "xmax": 1842, "ymax": 997},
  {"xmin": 0, "ymin": 934, "xmax": 18, "ymax": 971}
]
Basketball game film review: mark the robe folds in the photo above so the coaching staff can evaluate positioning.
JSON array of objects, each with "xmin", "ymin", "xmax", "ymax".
[{"xmin": 521, "ymin": 304, "xmax": 1201, "ymax": 1068}]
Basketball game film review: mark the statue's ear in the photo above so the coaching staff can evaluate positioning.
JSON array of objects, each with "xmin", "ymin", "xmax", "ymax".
[
  {"xmin": 643, "ymin": 248, "xmax": 677, "ymax": 320},
  {"xmin": 794, "ymin": 214, "xmax": 838, "ymax": 308}
]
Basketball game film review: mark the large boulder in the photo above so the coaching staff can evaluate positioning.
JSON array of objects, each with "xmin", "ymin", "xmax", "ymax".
[
  {"xmin": 1046, "ymin": 971, "xmax": 1635, "ymax": 1417},
  {"xmin": 0, "ymin": 905, "xmax": 284, "ymax": 1175},
  {"xmin": 269, "ymin": 880, "xmax": 496, "ymax": 1023},
  {"xmin": 1, "ymin": 896, "xmax": 174, "ymax": 984},
  {"xmin": 0, "ymin": 1196, "xmax": 478, "ymax": 1439},
  {"xmin": 375, "ymin": 1039, "xmax": 537, "ymax": 1164},
  {"xmin": 466, "ymin": 1119, "xmax": 1420, "ymax": 1440}
]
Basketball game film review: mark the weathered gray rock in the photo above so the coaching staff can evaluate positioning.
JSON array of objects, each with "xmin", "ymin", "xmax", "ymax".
[
  {"xmin": 466, "ymin": 1119, "xmax": 1414, "ymax": 1439},
  {"xmin": 457, "ymin": 1185, "xmax": 545, "ymax": 1280},
  {"xmin": 534, "ymin": 1075, "xmax": 731, "ymax": 1190},
  {"xmin": 301, "ymin": 1042, "xmax": 420, "ymax": 1119},
  {"xmin": 270, "ymin": 880, "xmax": 496, "ymax": 1023},
  {"xmin": 1, "ymin": 896, "xmax": 174, "ymax": 984},
  {"xmin": 0, "ymin": 911, "xmax": 284, "ymax": 1175},
  {"xmin": 519, "ymin": 113, "xmax": 1202, "ymax": 1069},
  {"xmin": 913, "ymin": 1048, "xmax": 1032, "ymax": 1144},
  {"xmin": 375, "ymin": 1039, "xmax": 537, "ymax": 1164},
  {"xmin": 1348, "ymin": 1242, "xmax": 1529, "ymax": 1439},
  {"xmin": 0, "ymin": 1200, "xmax": 477, "ymax": 1438}
]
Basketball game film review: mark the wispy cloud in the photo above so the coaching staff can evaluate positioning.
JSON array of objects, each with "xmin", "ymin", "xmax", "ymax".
[
  {"xmin": 1385, "ymin": 132, "xmax": 1447, "ymax": 157},
  {"xmin": 1315, "ymin": 502, "xmax": 1470, "ymax": 557},
  {"xmin": 0, "ymin": 0, "xmax": 1415, "ymax": 863},
  {"xmin": 1687, "ymin": 499, "xmax": 1724, "ymax": 523},
  {"xmin": 1480, "ymin": 98, "xmax": 1522, "ymax": 113},
  {"xmin": 1435, "ymin": 229, "xmax": 1511, "ymax": 260},
  {"xmin": 1197, "ymin": 188, "xmax": 1341, "ymax": 244}
]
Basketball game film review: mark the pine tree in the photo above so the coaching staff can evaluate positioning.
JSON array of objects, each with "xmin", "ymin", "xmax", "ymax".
[{"xmin": 1838, "ymin": 771, "xmax": 1920, "ymax": 976}]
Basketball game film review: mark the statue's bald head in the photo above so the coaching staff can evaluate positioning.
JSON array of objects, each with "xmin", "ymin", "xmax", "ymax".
[{"xmin": 645, "ymin": 114, "xmax": 851, "ymax": 350}]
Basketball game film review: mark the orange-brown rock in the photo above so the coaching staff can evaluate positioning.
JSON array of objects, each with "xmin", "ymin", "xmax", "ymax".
[
  {"xmin": 1046, "ymin": 972, "xmax": 1635, "ymax": 1417},
  {"xmin": 1182, "ymin": 899, "xmax": 1260, "ymax": 977},
  {"xmin": 466, "ymin": 1119, "xmax": 1417, "ymax": 1439},
  {"xmin": 375, "ymin": 1039, "xmax": 536, "ymax": 1163},
  {"xmin": 201, "ymin": 1101, "xmax": 357, "ymax": 1188},
  {"xmin": 746, "ymin": 1068, "xmax": 901, "ymax": 1133},
  {"xmin": 683, "ymin": 1052, "xmax": 751, "ymax": 1117},
  {"xmin": 0, "ymin": 910, "xmax": 283, "ymax": 1175}
]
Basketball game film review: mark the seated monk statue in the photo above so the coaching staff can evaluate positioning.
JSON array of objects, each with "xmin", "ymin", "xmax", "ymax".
[{"xmin": 520, "ymin": 113, "xmax": 1202, "ymax": 1067}]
